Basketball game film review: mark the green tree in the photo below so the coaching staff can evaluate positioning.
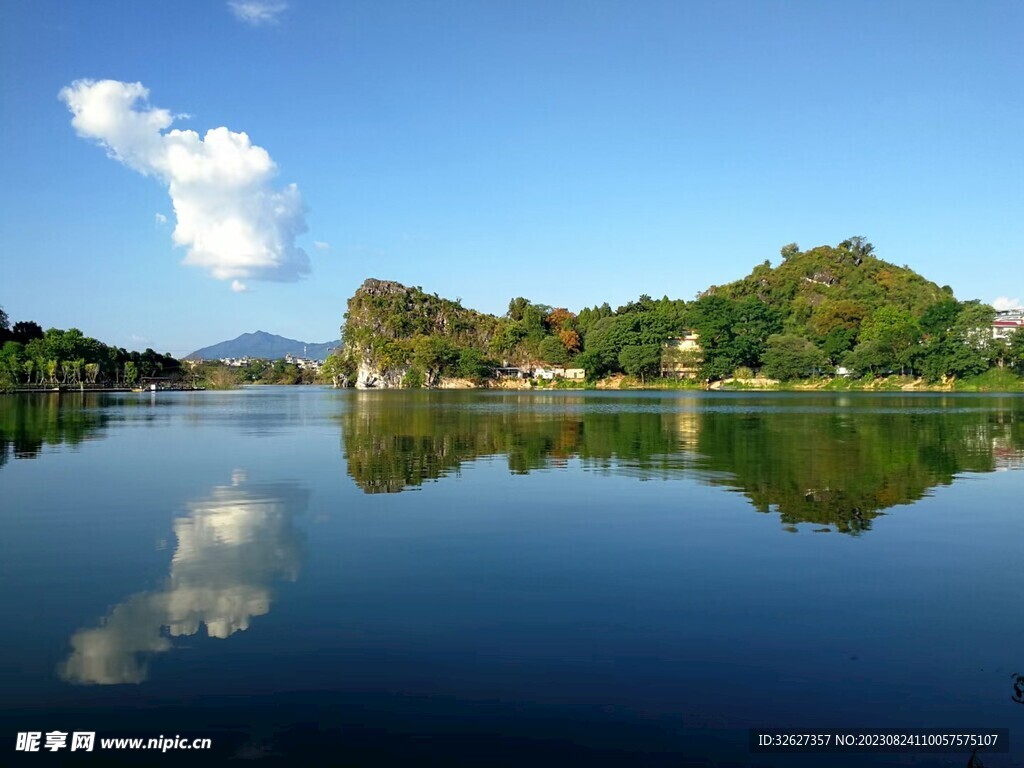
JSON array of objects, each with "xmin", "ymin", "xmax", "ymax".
[
  {"xmin": 809, "ymin": 300, "xmax": 867, "ymax": 361},
  {"xmin": 506, "ymin": 297, "xmax": 530, "ymax": 322},
  {"xmin": 321, "ymin": 352, "xmax": 354, "ymax": 387},
  {"xmin": 124, "ymin": 361, "xmax": 138, "ymax": 386},
  {"xmin": 686, "ymin": 295, "xmax": 781, "ymax": 379},
  {"xmin": 858, "ymin": 306, "xmax": 922, "ymax": 374},
  {"xmin": 412, "ymin": 336, "xmax": 460, "ymax": 380},
  {"xmin": 576, "ymin": 316, "xmax": 624, "ymax": 378},
  {"xmin": 455, "ymin": 348, "xmax": 493, "ymax": 381},
  {"xmin": 730, "ymin": 298, "xmax": 783, "ymax": 369},
  {"xmin": 919, "ymin": 298, "xmax": 961, "ymax": 337},
  {"xmin": 538, "ymin": 335, "xmax": 569, "ymax": 365},
  {"xmin": 946, "ymin": 301, "xmax": 996, "ymax": 377},
  {"xmin": 917, "ymin": 336, "xmax": 957, "ymax": 382},
  {"xmin": 821, "ymin": 327, "xmax": 858, "ymax": 363},
  {"xmin": 0, "ymin": 341, "xmax": 24, "ymax": 389},
  {"xmin": 618, "ymin": 344, "xmax": 661, "ymax": 382},
  {"xmin": 839, "ymin": 236, "xmax": 874, "ymax": 260},
  {"xmin": 685, "ymin": 295, "xmax": 739, "ymax": 379},
  {"xmin": 11, "ymin": 321, "xmax": 43, "ymax": 344},
  {"xmin": 761, "ymin": 334, "xmax": 826, "ymax": 380},
  {"xmin": 1009, "ymin": 331, "xmax": 1024, "ymax": 375},
  {"xmin": 916, "ymin": 300, "xmax": 996, "ymax": 381},
  {"xmin": 842, "ymin": 340, "xmax": 886, "ymax": 377}
]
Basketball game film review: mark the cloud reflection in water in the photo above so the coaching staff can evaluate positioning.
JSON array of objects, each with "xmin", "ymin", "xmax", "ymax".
[{"xmin": 60, "ymin": 471, "xmax": 308, "ymax": 685}]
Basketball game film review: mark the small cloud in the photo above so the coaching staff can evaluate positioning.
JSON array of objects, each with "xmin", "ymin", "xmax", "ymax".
[
  {"xmin": 130, "ymin": 333, "xmax": 148, "ymax": 344},
  {"xmin": 228, "ymin": 0, "xmax": 288, "ymax": 25},
  {"xmin": 992, "ymin": 296, "xmax": 1023, "ymax": 311},
  {"xmin": 231, "ymin": 280, "xmax": 249, "ymax": 293},
  {"xmin": 155, "ymin": 213, "xmax": 167, "ymax": 225},
  {"xmin": 314, "ymin": 240, "xmax": 330, "ymax": 251}
]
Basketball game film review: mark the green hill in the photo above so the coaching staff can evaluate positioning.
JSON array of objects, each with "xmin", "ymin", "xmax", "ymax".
[
  {"xmin": 709, "ymin": 237, "xmax": 950, "ymax": 336},
  {"xmin": 329, "ymin": 239, "xmax": 1022, "ymax": 388},
  {"xmin": 340, "ymin": 279, "xmax": 503, "ymax": 388}
]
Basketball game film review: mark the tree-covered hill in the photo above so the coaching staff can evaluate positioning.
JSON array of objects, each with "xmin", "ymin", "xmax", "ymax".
[
  {"xmin": 340, "ymin": 279, "xmax": 504, "ymax": 387},
  {"xmin": 329, "ymin": 239, "xmax": 1024, "ymax": 388},
  {"xmin": 688, "ymin": 238, "xmax": 969, "ymax": 379},
  {"xmin": 712, "ymin": 237, "xmax": 950, "ymax": 322}
]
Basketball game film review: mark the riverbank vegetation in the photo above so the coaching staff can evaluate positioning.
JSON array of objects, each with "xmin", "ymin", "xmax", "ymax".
[
  {"xmin": 187, "ymin": 359, "xmax": 320, "ymax": 388},
  {"xmin": 0, "ymin": 312, "xmax": 182, "ymax": 392},
  {"xmin": 0, "ymin": 308, "xmax": 332, "ymax": 392}
]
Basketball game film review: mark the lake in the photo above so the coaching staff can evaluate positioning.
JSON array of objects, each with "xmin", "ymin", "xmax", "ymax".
[{"xmin": 1, "ymin": 388, "xmax": 1022, "ymax": 766}]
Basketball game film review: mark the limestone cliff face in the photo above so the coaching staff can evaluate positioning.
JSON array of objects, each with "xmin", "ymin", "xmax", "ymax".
[
  {"xmin": 354, "ymin": 358, "xmax": 408, "ymax": 389},
  {"xmin": 341, "ymin": 278, "xmax": 500, "ymax": 389}
]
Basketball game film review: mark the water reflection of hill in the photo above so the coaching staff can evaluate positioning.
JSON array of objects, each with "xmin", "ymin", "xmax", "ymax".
[
  {"xmin": 0, "ymin": 394, "xmax": 107, "ymax": 469},
  {"xmin": 692, "ymin": 407, "xmax": 1020, "ymax": 533},
  {"xmin": 341, "ymin": 393, "xmax": 697, "ymax": 493},
  {"xmin": 60, "ymin": 472, "xmax": 308, "ymax": 685},
  {"xmin": 341, "ymin": 393, "xmax": 1024, "ymax": 534}
]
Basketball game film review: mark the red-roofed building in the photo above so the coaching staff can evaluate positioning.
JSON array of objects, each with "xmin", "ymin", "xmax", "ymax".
[{"xmin": 992, "ymin": 309, "xmax": 1024, "ymax": 341}]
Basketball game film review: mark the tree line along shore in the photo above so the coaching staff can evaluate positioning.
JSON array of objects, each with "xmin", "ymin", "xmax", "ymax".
[{"xmin": 5, "ymin": 239, "xmax": 1024, "ymax": 394}]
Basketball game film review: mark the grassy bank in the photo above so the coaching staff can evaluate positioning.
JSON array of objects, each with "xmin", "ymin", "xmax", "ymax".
[
  {"xmin": 529, "ymin": 371, "xmax": 1024, "ymax": 393},
  {"xmin": 720, "ymin": 370, "xmax": 1024, "ymax": 393}
]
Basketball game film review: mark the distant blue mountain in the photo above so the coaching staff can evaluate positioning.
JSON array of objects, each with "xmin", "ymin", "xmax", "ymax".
[{"xmin": 186, "ymin": 331, "xmax": 340, "ymax": 361}]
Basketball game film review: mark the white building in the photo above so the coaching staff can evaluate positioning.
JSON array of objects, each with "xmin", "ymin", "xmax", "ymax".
[{"xmin": 992, "ymin": 309, "xmax": 1024, "ymax": 341}]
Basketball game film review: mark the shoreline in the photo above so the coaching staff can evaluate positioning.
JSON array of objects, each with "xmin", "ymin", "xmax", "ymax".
[
  {"xmin": 351, "ymin": 372, "xmax": 1024, "ymax": 394},
  {"xmin": 6, "ymin": 376, "xmax": 1023, "ymax": 396}
]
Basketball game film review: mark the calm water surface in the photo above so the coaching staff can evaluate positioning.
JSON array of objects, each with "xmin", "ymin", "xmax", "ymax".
[{"xmin": 1, "ymin": 388, "xmax": 1023, "ymax": 766}]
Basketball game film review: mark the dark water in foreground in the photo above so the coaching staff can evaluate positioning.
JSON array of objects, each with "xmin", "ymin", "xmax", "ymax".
[{"xmin": 1, "ymin": 388, "xmax": 1022, "ymax": 766}]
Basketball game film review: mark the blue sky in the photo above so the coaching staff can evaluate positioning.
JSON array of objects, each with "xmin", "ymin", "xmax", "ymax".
[{"xmin": 1, "ymin": 0, "xmax": 1021, "ymax": 355}]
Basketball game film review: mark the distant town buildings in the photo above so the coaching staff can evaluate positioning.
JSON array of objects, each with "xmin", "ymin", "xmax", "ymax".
[
  {"xmin": 284, "ymin": 354, "xmax": 323, "ymax": 372},
  {"xmin": 206, "ymin": 353, "xmax": 323, "ymax": 371},
  {"xmin": 220, "ymin": 356, "xmax": 254, "ymax": 367}
]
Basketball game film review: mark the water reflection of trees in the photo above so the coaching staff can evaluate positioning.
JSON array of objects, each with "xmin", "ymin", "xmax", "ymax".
[
  {"xmin": 59, "ymin": 472, "xmax": 308, "ymax": 685},
  {"xmin": 341, "ymin": 394, "xmax": 697, "ymax": 493},
  {"xmin": 693, "ymin": 409, "xmax": 1013, "ymax": 533},
  {"xmin": 341, "ymin": 394, "xmax": 1024, "ymax": 534},
  {"xmin": 0, "ymin": 394, "xmax": 107, "ymax": 469}
]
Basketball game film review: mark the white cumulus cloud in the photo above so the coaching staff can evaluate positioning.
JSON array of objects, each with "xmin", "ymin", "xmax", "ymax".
[
  {"xmin": 60, "ymin": 79, "xmax": 310, "ymax": 288},
  {"xmin": 314, "ymin": 240, "xmax": 330, "ymax": 250},
  {"xmin": 231, "ymin": 280, "xmax": 249, "ymax": 293},
  {"xmin": 992, "ymin": 296, "xmax": 1023, "ymax": 311},
  {"xmin": 228, "ymin": 0, "xmax": 288, "ymax": 25}
]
